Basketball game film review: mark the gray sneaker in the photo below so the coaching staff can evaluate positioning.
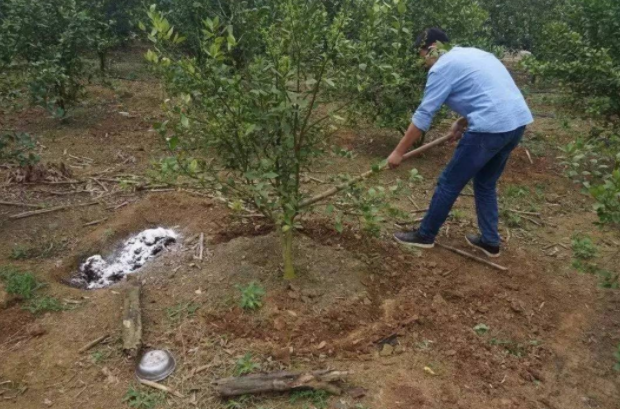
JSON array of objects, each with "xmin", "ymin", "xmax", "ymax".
[
  {"xmin": 465, "ymin": 234, "xmax": 501, "ymax": 258},
  {"xmin": 394, "ymin": 230, "xmax": 435, "ymax": 249}
]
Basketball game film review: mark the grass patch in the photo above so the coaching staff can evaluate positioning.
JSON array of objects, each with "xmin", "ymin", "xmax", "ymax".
[
  {"xmin": 123, "ymin": 386, "xmax": 164, "ymax": 409},
  {"xmin": 9, "ymin": 239, "xmax": 68, "ymax": 260},
  {"xmin": 165, "ymin": 301, "xmax": 200, "ymax": 323},
  {"xmin": 571, "ymin": 235, "xmax": 597, "ymax": 260},
  {"xmin": 0, "ymin": 266, "xmax": 44, "ymax": 299},
  {"xmin": 91, "ymin": 349, "xmax": 112, "ymax": 364},
  {"xmin": 289, "ymin": 390, "xmax": 330, "ymax": 409},
  {"xmin": 22, "ymin": 296, "xmax": 67, "ymax": 314}
]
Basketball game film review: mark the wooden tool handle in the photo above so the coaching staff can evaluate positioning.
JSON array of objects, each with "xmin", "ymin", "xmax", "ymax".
[{"xmin": 299, "ymin": 133, "xmax": 452, "ymax": 209}]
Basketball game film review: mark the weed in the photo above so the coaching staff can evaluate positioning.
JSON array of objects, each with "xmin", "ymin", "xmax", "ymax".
[
  {"xmin": 0, "ymin": 267, "xmax": 44, "ymax": 299},
  {"xmin": 560, "ymin": 118, "xmax": 572, "ymax": 130},
  {"xmin": 102, "ymin": 229, "xmax": 116, "ymax": 240},
  {"xmin": 614, "ymin": 344, "xmax": 620, "ymax": 372},
  {"xmin": 9, "ymin": 240, "xmax": 67, "ymax": 260},
  {"xmin": 234, "ymin": 353, "xmax": 260, "ymax": 376},
  {"xmin": 165, "ymin": 301, "xmax": 200, "ymax": 322},
  {"xmin": 91, "ymin": 349, "xmax": 111, "ymax": 364},
  {"xmin": 10, "ymin": 245, "xmax": 32, "ymax": 260},
  {"xmin": 571, "ymin": 235, "xmax": 597, "ymax": 260},
  {"xmin": 473, "ymin": 323, "xmax": 490, "ymax": 335},
  {"xmin": 503, "ymin": 184, "xmax": 529, "ymax": 200},
  {"xmin": 409, "ymin": 168, "xmax": 424, "ymax": 183},
  {"xmin": 501, "ymin": 210, "xmax": 523, "ymax": 228},
  {"xmin": 238, "ymin": 282, "xmax": 265, "ymax": 310},
  {"xmin": 332, "ymin": 145, "xmax": 355, "ymax": 159},
  {"xmin": 123, "ymin": 386, "xmax": 164, "ymax": 409},
  {"xmin": 289, "ymin": 390, "xmax": 329, "ymax": 409},
  {"xmin": 489, "ymin": 339, "xmax": 539, "ymax": 358},
  {"xmin": 23, "ymin": 296, "xmax": 66, "ymax": 314},
  {"xmin": 449, "ymin": 209, "xmax": 466, "ymax": 222},
  {"xmin": 224, "ymin": 396, "xmax": 252, "ymax": 409},
  {"xmin": 599, "ymin": 270, "xmax": 620, "ymax": 289}
]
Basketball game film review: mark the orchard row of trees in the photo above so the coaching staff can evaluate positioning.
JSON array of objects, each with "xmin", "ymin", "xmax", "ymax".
[
  {"xmin": 1, "ymin": 0, "xmax": 618, "ymax": 122},
  {"xmin": 1, "ymin": 0, "xmax": 619, "ymax": 275}
]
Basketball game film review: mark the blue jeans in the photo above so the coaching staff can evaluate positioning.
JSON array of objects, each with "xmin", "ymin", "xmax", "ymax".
[{"xmin": 418, "ymin": 126, "xmax": 525, "ymax": 246}]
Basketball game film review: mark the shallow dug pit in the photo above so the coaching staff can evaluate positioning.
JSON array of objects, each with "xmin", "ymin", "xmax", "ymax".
[{"xmin": 70, "ymin": 227, "xmax": 179, "ymax": 289}]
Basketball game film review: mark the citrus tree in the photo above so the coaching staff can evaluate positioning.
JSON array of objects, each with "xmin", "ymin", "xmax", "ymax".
[
  {"xmin": 145, "ymin": 0, "xmax": 399, "ymax": 279},
  {"xmin": 525, "ymin": 0, "xmax": 620, "ymax": 225},
  {"xmin": 479, "ymin": 0, "xmax": 563, "ymax": 51},
  {"xmin": 0, "ymin": 0, "xmax": 99, "ymax": 116},
  {"xmin": 340, "ymin": 0, "xmax": 491, "ymax": 141},
  {"xmin": 0, "ymin": 0, "xmax": 139, "ymax": 116},
  {"xmin": 80, "ymin": 0, "xmax": 142, "ymax": 72}
]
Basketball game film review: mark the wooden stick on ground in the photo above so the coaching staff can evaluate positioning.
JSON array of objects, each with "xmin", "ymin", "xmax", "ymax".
[
  {"xmin": 299, "ymin": 134, "xmax": 452, "ymax": 209},
  {"xmin": 79, "ymin": 334, "xmax": 109, "ymax": 353},
  {"xmin": 525, "ymin": 148, "xmax": 534, "ymax": 165},
  {"xmin": 138, "ymin": 379, "xmax": 184, "ymax": 398},
  {"xmin": 435, "ymin": 243, "xmax": 508, "ymax": 272},
  {"xmin": 9, "ymin": 200, "xmax": 102, "ymax": 220},
  {"xmin": 0, "ymin": 201, "xmax": 46, "ymax": 209},
  {"xmin": 122, "ymin": 277, "xmax": 142, "ymax": 358},
  {"xmin": 213, "ymin": 369, "xmax": 351, "ymax": 397},
  {"xmin": 507, "ymin": 209, "xmax": 541, "ymax": 217},
  {"xmin": 83, "ymin": 217, "xmax": 108, "ymax": 227}
]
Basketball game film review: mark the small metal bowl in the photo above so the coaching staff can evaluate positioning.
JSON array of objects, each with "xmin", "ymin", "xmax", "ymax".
[{"xmin": 135, "ymin": 350, "xmax": 176, "ymax": 382}]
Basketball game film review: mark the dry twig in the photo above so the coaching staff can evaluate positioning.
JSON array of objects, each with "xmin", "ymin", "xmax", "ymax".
[
  {"xmin": 138, "ymin": 379, "xmax": 184, "ymax": 398},
  {"xmin": 9, "ymin": 197, "xmax": 108, "ymax": 220},
  {"xmin": 79, "ymin": 334, "xmax": 109, "ymax": 353},
  {"xmin": 0, "ymin": 201, "xmax": 45, "ymax": 209},
  {"xmin": 436, "ymin": 243, "xmax": 508, "ymax": 272}
]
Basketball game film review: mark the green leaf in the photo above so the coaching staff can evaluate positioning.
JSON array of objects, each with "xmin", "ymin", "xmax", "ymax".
[
  {"xmin": 180, "ymin": 114, "xmax": 189, "ymax": 128},
  {"xmin": 167, "ymin": 136, "xmax": 179, "ymax": 151}
]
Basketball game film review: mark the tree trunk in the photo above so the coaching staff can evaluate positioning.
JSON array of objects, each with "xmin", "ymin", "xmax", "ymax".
[
  {"xmin": 98, "ymin": 51, "xmax": 107, "ymax": 73},
  {"xmin": 281, "ymin": 228, "xmax": 295, "ymax": 280}
]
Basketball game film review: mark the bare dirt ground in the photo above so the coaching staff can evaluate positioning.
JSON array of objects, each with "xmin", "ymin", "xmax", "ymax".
[{"xmin": 1, "ymin": 48, "xmax": 619, "ymax": 409}]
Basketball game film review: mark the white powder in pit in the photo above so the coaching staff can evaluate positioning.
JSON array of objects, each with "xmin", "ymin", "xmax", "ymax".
[{"xmin": 72, "ymin": 228, "xmax": 179, "ymax": 289}]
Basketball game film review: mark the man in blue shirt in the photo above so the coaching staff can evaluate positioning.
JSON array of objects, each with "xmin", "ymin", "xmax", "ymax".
[{"xmin": 389, "ymin": 28, "xmax": 533, "ymax": 257}]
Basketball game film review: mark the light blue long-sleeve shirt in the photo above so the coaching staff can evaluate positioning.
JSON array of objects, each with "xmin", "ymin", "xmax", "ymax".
[{"xmin": 412, "ymin": 47, "xmax": 533, "ymax": 133}]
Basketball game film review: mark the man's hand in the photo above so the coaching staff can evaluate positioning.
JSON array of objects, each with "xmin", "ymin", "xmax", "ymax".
[
  {"xmin": 449, "ymin": 117, "xmax": 468, "ymax": 142},
  {"xmin": 387, "ymin": 123, "xmax": 424, "ymax": 170},
  {"xmin": 387, "ymin": 150, "xmax": 404, "ymax": 169}
]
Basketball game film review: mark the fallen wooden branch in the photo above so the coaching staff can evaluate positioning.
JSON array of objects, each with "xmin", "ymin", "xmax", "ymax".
[
  {"xmin": 122, "ymin": 278, "xmax": 142, "ymax": 357},
  {"xmin": 138, "ymin": 379, "xmax": 184, "ymax": 398},
  {"xmin": 79, "ymin": 334, "xmax": 109, "ymax": 353},
  {"xmin": 0, "ymin": 201, "xmax": 45, "ymax": 209},
  {"xmin": 299, "ymin": 134, "xmax": 452, "ymax": 209},
  {"xmin": 507, "ymin": 209, "xmax": 541, "ymax": 217},
  {"xmin": 436, "ymin": 243, "xmax": 508, "ymax": 272},
  {"xmin": 213, "ymin": 369, "xmax": 351, "ymax": 397},
  {"xmin": 519, "ymin": 214, "xmax": 542, "ymax": 226},
  {"xmin": 9, "ymin": 198, "xmax": 107, "ymax": 220},
  {"xmin": 524, "ymin": 148, "xmax": 534, "ymax": 165},
  {"xmin": 84, "ymin": 217, "xmax": 108, "ymax": 227}
]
